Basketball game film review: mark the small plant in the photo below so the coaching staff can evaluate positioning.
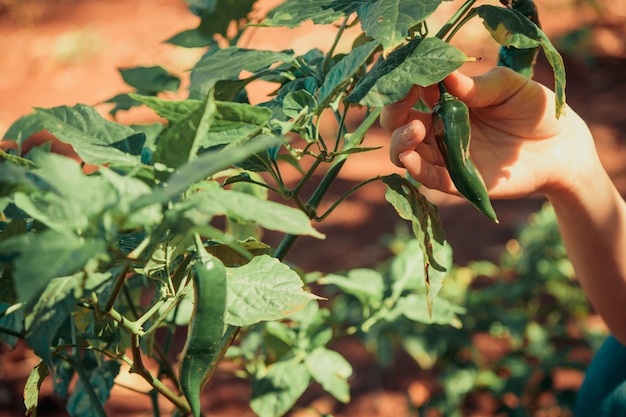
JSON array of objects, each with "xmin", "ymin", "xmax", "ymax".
[{"xmin": 0, "ymin": 1, "xmax": 568, "ymax": 416}]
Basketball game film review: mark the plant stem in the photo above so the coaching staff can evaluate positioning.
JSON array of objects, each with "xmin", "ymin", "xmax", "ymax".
[
  {"xmin": 0, "ymin": 326, "xmax": 23, "ymax": 339},
  {"xmin": 129, "ymin": 334, "xmax": 191, "ymax": 415},
  {"xmin": 435, "ymin": 0, "xmax": 477, "ymax": 39},
  {"xmin": 275, "ymin": 107, "xmax": 383, "ymax": 260},
  {"xmin": 291, "ymin": 157, "xmax": 324, "ymax": 197},
  {"xmin": 63, "ymin": 355, "xmax": 108, "ymax": 417},
  {"xmin": 314, "ymin": 177, "xmax": 381, "ymax": 221},
  {"xmin": 107, "ymin": 307, "xmax": 143, "ymax": 335},
  {"xmin": 104, "ymin": 263, "xmax": 131, "ymax": 312},
  {"xmin": 443, "ymin": 9, "xmax": 479, "ymax": 43},
  {"xmin": 322, "ymin": 16, "xmax": 349, "ymax": 74}
]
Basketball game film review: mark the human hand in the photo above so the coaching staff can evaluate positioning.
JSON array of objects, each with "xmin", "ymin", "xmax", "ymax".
[{"xmin": 381, "ymin": 66, "xmax": 597, "ymax": 200}]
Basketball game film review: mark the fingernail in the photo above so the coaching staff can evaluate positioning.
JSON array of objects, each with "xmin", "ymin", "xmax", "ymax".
[
  {"xmin": 400, "ymin": 123, "xmax": 415, "ymax": 142},
  {"xmin": 398, "ymin": 151, "xmax": 412, "ymax": 165}
]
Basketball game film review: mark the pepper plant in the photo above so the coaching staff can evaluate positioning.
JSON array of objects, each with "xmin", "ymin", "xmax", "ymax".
[{"xmin": 0, "ymin": 0, "xmax": 566, "ymax": 416}]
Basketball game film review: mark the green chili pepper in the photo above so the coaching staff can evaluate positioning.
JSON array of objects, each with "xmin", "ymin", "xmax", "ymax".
[
  {"xmin": 497, "ymin": 0, "xmax": 541, "ymax": 78},
  {"xmin": 432, "ymin": 83, "xmax": 498, "ymax": 222},
  {"xmin": 179, "ymin": 251, "xmax": 227, "ymax": 417}
]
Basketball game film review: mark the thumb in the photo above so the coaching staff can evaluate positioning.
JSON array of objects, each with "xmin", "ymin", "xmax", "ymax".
[
  {"xmin": 380, "ymin": 85, "xmax": 420, "ymax": 133},
  {"xmin": 443, "ymin": 67, "xmax": 530, "ymax": 108}
]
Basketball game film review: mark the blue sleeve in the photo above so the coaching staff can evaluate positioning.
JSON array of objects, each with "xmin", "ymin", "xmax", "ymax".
[{"xmin": 576, "ymin": 335, "xmax": 626, "ymax": 417}]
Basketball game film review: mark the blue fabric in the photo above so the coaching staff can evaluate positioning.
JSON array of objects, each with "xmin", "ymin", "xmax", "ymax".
[{"xmin": 575, "ymin": 336, "xmax": 626, "ymax": 417}]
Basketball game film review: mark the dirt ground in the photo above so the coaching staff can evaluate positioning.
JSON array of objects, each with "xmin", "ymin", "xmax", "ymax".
[{"xmin": 1, "ymin": 0, "xmax": 626, "ymax": 416}]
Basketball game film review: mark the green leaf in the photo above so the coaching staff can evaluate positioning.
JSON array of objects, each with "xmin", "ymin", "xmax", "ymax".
[
  {"xmin": 388, "ymin": 239, "xmax": 427, "ymax": 299},
  {"xmin": 175, "ymin": 0, "xmax": 255, "ymax": 46},
  {"xmin": 225, "ymin": 255, "xmax": 320, "ymax": 326},
  {"xmin": 166, "ymin": 28, "xmax": 215, "ymax": 48},
  {"xmin": 129, "ymin": 94, "xmax": 202, "ymax": 123},
  {"xmin": 317, "ymin": 40, "xmax": 380, "ymax": 109},
  {"xmin": 0, "ymin": 159, "xmax": 42, "ymax": 197},
  {"xmin": 346, "ymin": 37, "xmax": 469, "ymax": 107},
  {"xmin": 12, "ymin": 152, "xmax": 159, "ymax": 233},
  {"xmin": 24, "ymin": 273, "xmax": 84, "ymax": 364},
  {"xmin": 399, "ymin": 293, "xmax": 465, "ymax": 328},
  {"xmin": 0, "ymin": 149, "xmax": 38, "ymax": 170},
  {"xmin": 131, "ymin": 95, "xmax": 272, "ymax": 147},
  {"xmin": 66, "ymin": 360, "xmax": 120, "ymax": 417},
  {"xmin": 24, "ymin": 361, "xmax": 49, "ymax": 417},
  {"xmin": 0, "ymin": 230, "xmax": 107, "ymax": 306},
  {"xmin": 319, "ymin": 269, "xmax": 384, "ymax": 310},
  {"xmin": 475, "ymin": 5, "xmax": 566, "ymax": 117},
  {"xmin": 34, "ymin": 104, "xmax": 139, "ymax": 165},
  {"xmin": 283, "ymin": 90, "xmax": 318, "ymax": 120},
  {"xmin": 169, "ymin": 181, "xmax": 323, "ymax": 238},
  {"xmin": 382, "ymin": 174, "xmax": 450, "ymax": 310},
  {"xmin": 357, "ymin": 0, "xmax": 441, "ymax": 55},
  {"xmin": 197, "ymin": 0, "xmax": 255, "ymax": 34},
  {"xmin": 190, "ymin": 48, "xmax": 295, "ymax": 98},
  {"xmin": 2, "ymin": 113, "xmax": 44, "ymax": 145},
  {"xmin": 153, "ymin": 93, "xmax": 216, "ymax": 172},
  {"xmin": 250, "ymin": 359, "xmax": 311, "ymax": 417},
  {"xmin": 139, "ymin": 134, "xmax": 281, "ymax": 207},
  {"xmin": 305, "ymin": 348, "xmax": 352, "ymax": 403},
  {"xmin": 104, "ymin": 93, "xmax": 142, "ymax": 116},
  {"xmin": 118, "ymin": 66, "xmax": 180, "ymax": 94},
  {"xmin": 260, "ymin": 0, "xmax": 344, "ymax": 28},
  {"xmin": 0, "ymin": 303, "xmax": 23, "ymax": 347}
]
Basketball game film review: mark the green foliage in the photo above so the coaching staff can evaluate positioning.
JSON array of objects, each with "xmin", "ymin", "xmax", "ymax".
[{"xmin": 0, "ymin": 1, "xmax": 572, "ymax": 416}]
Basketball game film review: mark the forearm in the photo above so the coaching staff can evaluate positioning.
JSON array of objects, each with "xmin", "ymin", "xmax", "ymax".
[{"xmin": 547, "ymin": 160, "xmax": 626, "ymax": 345}]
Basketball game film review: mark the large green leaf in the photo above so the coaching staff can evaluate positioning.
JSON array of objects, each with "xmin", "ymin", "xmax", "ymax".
[
  {"xmin": 137, "ymin": 134, "xmax": 281, "ymax": 207},
  {"xmin": 399, "ymin": 293, "xmax": 465, "ymax": 328},
  {"xmin": 0, "ymin": 230, "xmax": 107, "ymax": 306},
  {"xmin": 475, "ymin": 5, "xmax": 566, "ymax": 117},
  {"xmin": 346, "ymin": 37, "xmax": 469, "ymax": 107},
  {"xmin": 260, "ymin": 0, "xmax": 344, "ymax": 28},
  {"xmin": 189, "ymin": 48, "xmax": 295, "ymax": 97},
  {"xmin": 358, "ymin": 0, "xmax": 441, "ymax": 55},
  {"xmin": 388, "ymin": 239, "xmax": 427, "ymax": 300},
  {"xmin": 24, "ymin": 273, "xmax": 84, "ymax": 364},
  {"xmin": 131, "ymin": 95, "xmax": 272, "ymax": 147},
  {"xmin": 168, "ymin": 0, "xmax": 255, "ymax": 47},
  {"xmin": 66, "ymin": 360, "xmax": 120, "ymax": 417},
  {"xmin": 224, "ymin": 255, "xmax": 319, "ymax": 326},
  {"xmin": 34, "ymin": 104, "xmax": 139, "ymax": 165},
  {"xmin": 382, "ymin": 174, "xmax": 449, "ymax": 311},
  {"xmin": 250, "ymin": 359, "xmax": 311, "ymax": 417},
  {"xmin": 1, "ymin": 113, "xmax": 44, "ymax": 145},
  {"xmin": 318, "ymin": 269, "xmax": 384, "ymax": 310},
  {"xmin": 129, "ymin": 94, "xmax": 202, "ymax": 123},
  {"xmin": 167, "ymin": 181, "xmax": 323, "ymax": 238},
  {"xmin": 0, "ymin": 156, "xmax": 42, "ymax": 198},
  {"xmin": 13, "ymin": 152, "xmax": 159, "ymax": 233},
  {"xmin": 153, "ymin": 93, "xmax": 216, "ymax": 171},
  {"xmin": 305, "ymin": 347, "xmax": 352, "ymax": 403},
  {"xmin": 317, "ymin": 40, "xmax": 380, "ymax": 109},
  {"xmin": 0, "ymin": 303, "xmax": 23, "ymax": 347},
  {"xmin": 118, "ymin": 66, "xmax": 180, "ymax": 94},
  {"xmin": 24, "ymin": 361, "xmax": 49, "ymax": 417}
]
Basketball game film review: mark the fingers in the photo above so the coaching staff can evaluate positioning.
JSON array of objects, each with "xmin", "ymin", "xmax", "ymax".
[
  {"xmin": 443, "ymin": 67, "xmax": 530, "ymax": 108},
  {"xmin": 380, "ymin": 85, "xmax": 420, "ymax": 133},
  {"xmin": 389, "ymin": 119, "xmax": 427, "ymax": 167},
  {"xmin": 399, "ymin": 151, "xmax": 456, "ymax": 193}
]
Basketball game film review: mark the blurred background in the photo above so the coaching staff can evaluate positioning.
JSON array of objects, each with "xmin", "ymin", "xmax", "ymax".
[{"xmin": 0, "ymin": 0, "xmax": 625, "ymax": 416}]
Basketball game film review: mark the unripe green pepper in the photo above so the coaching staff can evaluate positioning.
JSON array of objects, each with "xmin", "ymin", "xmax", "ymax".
[
  {"xmin": 497, "ymin": 0, "xmax": 541, "ymax": 77},
  {"xmin": 179, "ymin": 253, "xmax": 227, "ymax": 417},
  {"xmin": 432, "ymin": 83, "xmax": 498, "ymax": 222}
]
